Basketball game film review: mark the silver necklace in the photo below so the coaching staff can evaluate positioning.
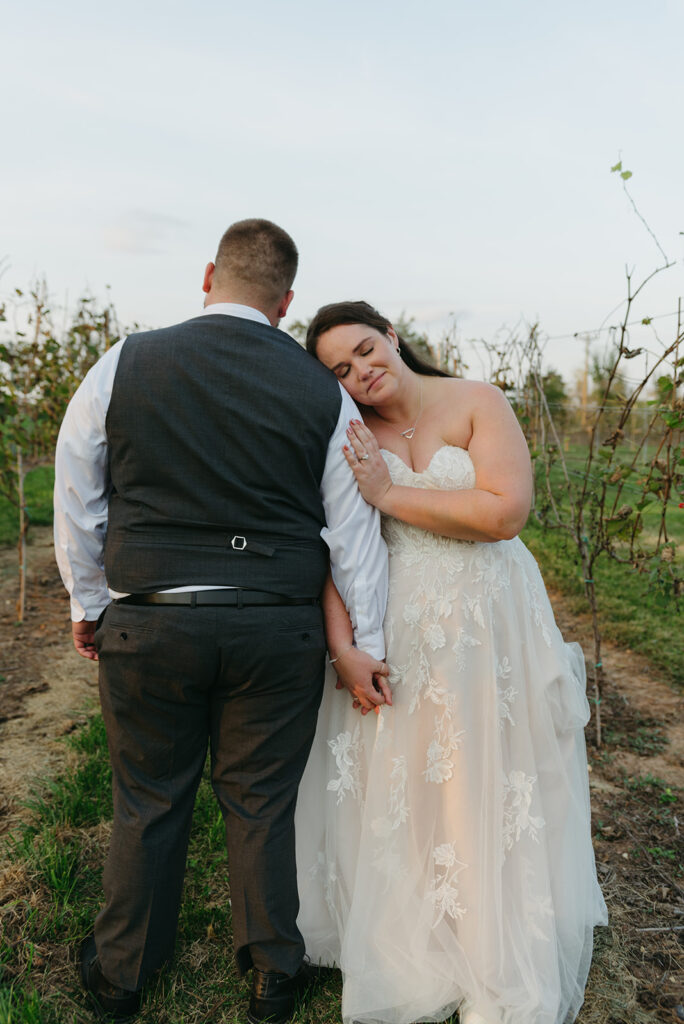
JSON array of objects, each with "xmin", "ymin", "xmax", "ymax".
[{"xmin": 386, "ymin": 378, "xmax": 423, "ymax": 439}]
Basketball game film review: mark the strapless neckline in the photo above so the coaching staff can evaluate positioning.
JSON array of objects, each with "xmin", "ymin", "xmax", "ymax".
[{"xmin": 380, "ymin": 443, "xmax": 470, "ymax": 477}]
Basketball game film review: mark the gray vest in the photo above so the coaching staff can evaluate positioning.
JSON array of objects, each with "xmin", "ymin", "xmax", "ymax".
[{"xmin": 103, "ymin": 314, "xmax": 342, "ymax": 598}]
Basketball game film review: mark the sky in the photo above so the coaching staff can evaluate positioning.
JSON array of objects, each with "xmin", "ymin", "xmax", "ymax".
[{"xmin": 2, "ymin": 0, "xmax": 683, "ymax": 384}]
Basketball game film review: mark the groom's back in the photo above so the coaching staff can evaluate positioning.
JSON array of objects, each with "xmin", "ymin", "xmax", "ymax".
[{"xmin": 104, "ymin": 313, "xmax": 341, "ymax": 598}]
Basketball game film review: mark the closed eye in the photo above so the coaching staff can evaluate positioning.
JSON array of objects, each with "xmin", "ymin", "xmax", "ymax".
[{"xmin": 331, "ymin": 343, "xmax": 374, "ymax": 378}]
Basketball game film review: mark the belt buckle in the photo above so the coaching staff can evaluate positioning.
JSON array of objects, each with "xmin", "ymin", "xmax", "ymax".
[{"xmin": 231, "ymin": 535, "xmax": 247, "ymax": 551}]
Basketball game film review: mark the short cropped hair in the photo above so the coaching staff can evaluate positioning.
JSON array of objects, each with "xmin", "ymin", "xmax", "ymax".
[{"xmin": 214, "ymin": 219, "xmax": 298, "ymax": 304}]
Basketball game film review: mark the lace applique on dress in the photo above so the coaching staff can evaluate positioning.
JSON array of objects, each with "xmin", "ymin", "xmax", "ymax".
[
  {"xmin": 371, "ymin": 756, "xmax": 410, "ymax": 890},
  {"xmin": 429, "ymin": 843, "xmax": 468, "ymax": 924},
  {"xmin": 307, "ymin": 852, "xmax": 340, "ymax": 919},
  {"xmin": 380, "ymin": 448, "xmax": 476, "ymax": 714},
  {"xmin": 497, "ymin": 658, "xmax": 518, "ymax": 729},
  {"xmin": 521, "ymin": 858, "xmax": 554, "ymax": 943},
  {"xmin": 327, "ymin": 724, "xmax": 363, "ymax": 805},
  {"xmin": 502, "ymin": 770, "xmax": 546, "ymax": 853},
  {"xmin": 424, "ymin": 709, "xmax": 465, "ymax": 784},
  {"xmin": 511, "ymin": 542, "xmax": 553, "ymax": 647},
  {"xmin": 295, "ymin": 443, "xmax": 607, "ymax": 1024}
]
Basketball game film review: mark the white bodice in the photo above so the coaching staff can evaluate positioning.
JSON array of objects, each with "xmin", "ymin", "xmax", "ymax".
[{"xmin": 380, "ymin": 445, "xmax": 477, "ymax": 562}]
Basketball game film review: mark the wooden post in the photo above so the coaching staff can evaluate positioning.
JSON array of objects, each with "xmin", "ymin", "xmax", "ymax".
[{"xmin": 16, "ymin": 449, "xmax": 26, "ymax": 623}]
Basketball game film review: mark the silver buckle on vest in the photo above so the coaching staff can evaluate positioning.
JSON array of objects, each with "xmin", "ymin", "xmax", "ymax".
[{"xmin": 231, "ymin": 535, "xmax": 247, "ymax": 550}]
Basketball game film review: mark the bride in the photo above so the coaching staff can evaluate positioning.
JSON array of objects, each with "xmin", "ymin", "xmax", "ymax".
[{"xmin": 294, "ymin": 301, "xmax": 607, "ymax": 1024}]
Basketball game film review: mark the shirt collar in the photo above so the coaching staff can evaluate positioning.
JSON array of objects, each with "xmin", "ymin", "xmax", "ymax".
[{"xmin": 199, "ymin": 302, "xmax": 270, "ymax": 327}]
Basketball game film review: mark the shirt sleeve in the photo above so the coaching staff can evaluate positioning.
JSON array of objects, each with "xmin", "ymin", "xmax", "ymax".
[
  {"xmin": 53, "ymin": 341, "xmax": 124, "ymax": 621},
  {"xmin": 320, "ymin": 384, "xmax": 389, "ymax": 660}
]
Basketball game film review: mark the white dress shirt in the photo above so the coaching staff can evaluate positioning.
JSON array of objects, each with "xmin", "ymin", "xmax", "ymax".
[{"xmin": 54, "ymin": 303, "xmax": 388, "ymax": 659}]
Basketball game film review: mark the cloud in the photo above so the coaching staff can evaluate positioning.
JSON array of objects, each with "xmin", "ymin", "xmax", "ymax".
[{"xmin": 103, "ymin": 210, "xmax": 189, "ymax": 254}]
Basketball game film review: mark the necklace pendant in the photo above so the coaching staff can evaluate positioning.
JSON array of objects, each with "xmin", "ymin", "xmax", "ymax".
[{"xmin": 400, "ymin": 427, "xmax": 416, "ymax": 439}]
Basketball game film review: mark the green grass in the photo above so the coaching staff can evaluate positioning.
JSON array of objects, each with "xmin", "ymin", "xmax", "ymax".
[
  {"xmin": 0, "ymin": 705, "xmax": 662, "ymax": 1024},
  {"xmin": 0, "ymin": 715, "xmax": 344, "ymax": 1023},
  {"xmin": 536, "ymin": 442, "xmax": 684, "ymax": 544},
  {"xmin": 522, "ymin": 517, "xmax": 683, "ymax": 687},
  {"xmin": 0, "ymin": 986, "xmax": 44, "ymax": 1024},
  {"xmin": 0, "ymin": 466, "xmax": 55, "ymax": 546},
  {"xmin": 526, "ymin": 442, "xmax": 682, "ymax": 688}
]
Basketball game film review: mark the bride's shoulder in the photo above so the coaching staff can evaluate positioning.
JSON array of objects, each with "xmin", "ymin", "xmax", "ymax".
[{"xmin": 432, "ymin": 377, "xmax": 506, "ymax": 406}]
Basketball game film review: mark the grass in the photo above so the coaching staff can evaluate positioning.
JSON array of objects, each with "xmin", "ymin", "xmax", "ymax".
[
  {"xmin": 622, "ymin": 772, "xmax": 678, "ymax": 801},
  {"xmin": 531, "ymin": 441, "xmax": 684, "ymax": 553},
  {"xmin": 521, "ymin": 516, "xmax": 683, "ymax": 687},
  {"xmin": 0, "ymin": 715, "xmax": 343, "ymax": 1023},
  {"xmin": 0, "ymin": 986, "xmax": 44, "ymax": 1024},
  {"xmin": 0, "ymin": 467, "xmax": 55, "ymax": 546},
  {"xmin": 2, "ymin": 709, "xmax": 671, "ymax": 1023}
]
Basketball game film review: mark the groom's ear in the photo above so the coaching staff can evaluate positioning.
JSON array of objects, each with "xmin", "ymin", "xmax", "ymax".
[
  {"xmin": 202, "ymin": 262, "xmax": 215, "ymax": 295},
  {"xmin": 277, "ymin": 289, "xmax": 294, "ymax": 321}
]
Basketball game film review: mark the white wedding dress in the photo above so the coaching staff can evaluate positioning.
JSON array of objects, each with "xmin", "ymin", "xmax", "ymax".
[{"xmin": 295, "ymin": 445, "xmax": 607, "ymax": 1024}]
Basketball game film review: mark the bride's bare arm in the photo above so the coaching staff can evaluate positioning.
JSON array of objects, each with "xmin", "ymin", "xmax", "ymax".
[
  {"xmin": 345, "ymin": 384, "xmax": 532, "ymax": 543},
  {"xmin": 322, "ymin": 571, "xmax": 392, "ymax": 714}
]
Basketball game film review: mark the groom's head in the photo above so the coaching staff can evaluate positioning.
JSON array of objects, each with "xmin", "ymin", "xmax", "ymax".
[{"xmin": 202, "ymin": 218, "xmax": 298, "ymax": 326}]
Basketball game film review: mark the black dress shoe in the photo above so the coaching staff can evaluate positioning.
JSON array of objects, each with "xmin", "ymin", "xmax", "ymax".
[
  {"xmin": 247, "ymin": 961, "xmax": 323, "ymax": 1024},
  {"xmin": 80, "ymin": 933, "xmax": 141, "ymax": 1022}
]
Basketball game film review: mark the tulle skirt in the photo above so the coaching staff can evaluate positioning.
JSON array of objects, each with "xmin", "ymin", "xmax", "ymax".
[{"xmin": 296, "ymin": 534, "xmax": 607, "ymax": 1024}]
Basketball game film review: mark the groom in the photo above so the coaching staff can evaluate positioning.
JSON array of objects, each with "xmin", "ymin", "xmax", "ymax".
[{"xmin": 54, "ymin": 218, "xmax": 389, "ymax": 1023}]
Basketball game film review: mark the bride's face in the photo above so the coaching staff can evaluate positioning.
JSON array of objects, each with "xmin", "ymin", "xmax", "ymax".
[{"xmin": 315, "ymin": 323, "xmax": 403, "ymax": 405}]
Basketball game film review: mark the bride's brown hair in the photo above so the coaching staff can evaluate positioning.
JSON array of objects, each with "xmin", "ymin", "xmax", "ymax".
[{"xmin": 305, "ymin": 300, "xmax": 451, "ymax": 378}]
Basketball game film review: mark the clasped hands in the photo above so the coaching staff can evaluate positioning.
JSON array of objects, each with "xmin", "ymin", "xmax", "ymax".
[{"xmin": 331, "ymin": 646, "xmax": 392, "ymax": 715}]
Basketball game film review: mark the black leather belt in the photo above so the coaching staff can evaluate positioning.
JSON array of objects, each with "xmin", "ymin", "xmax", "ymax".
[{"xmin": 114, "ymin": 590, "xmax": 318, "ymax": 608}]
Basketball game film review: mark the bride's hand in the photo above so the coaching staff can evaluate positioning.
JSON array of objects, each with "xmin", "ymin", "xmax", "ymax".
[
  {"xmin": 344, "ymin": 420, "xmax": 393, "ymax": 508},
  {"xmin": 332, "ymin": 647, "xmax": 392, "ymax": 715}
]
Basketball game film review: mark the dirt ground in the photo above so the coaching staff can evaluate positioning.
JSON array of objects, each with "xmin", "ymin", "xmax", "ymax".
[
  {"xmin": 1, "ymin": 527, "xmax": 683, "ymax": 1020},
  {"xmin": 0, "ymin": 529, "xmax": 99, "ymax": 833}
]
